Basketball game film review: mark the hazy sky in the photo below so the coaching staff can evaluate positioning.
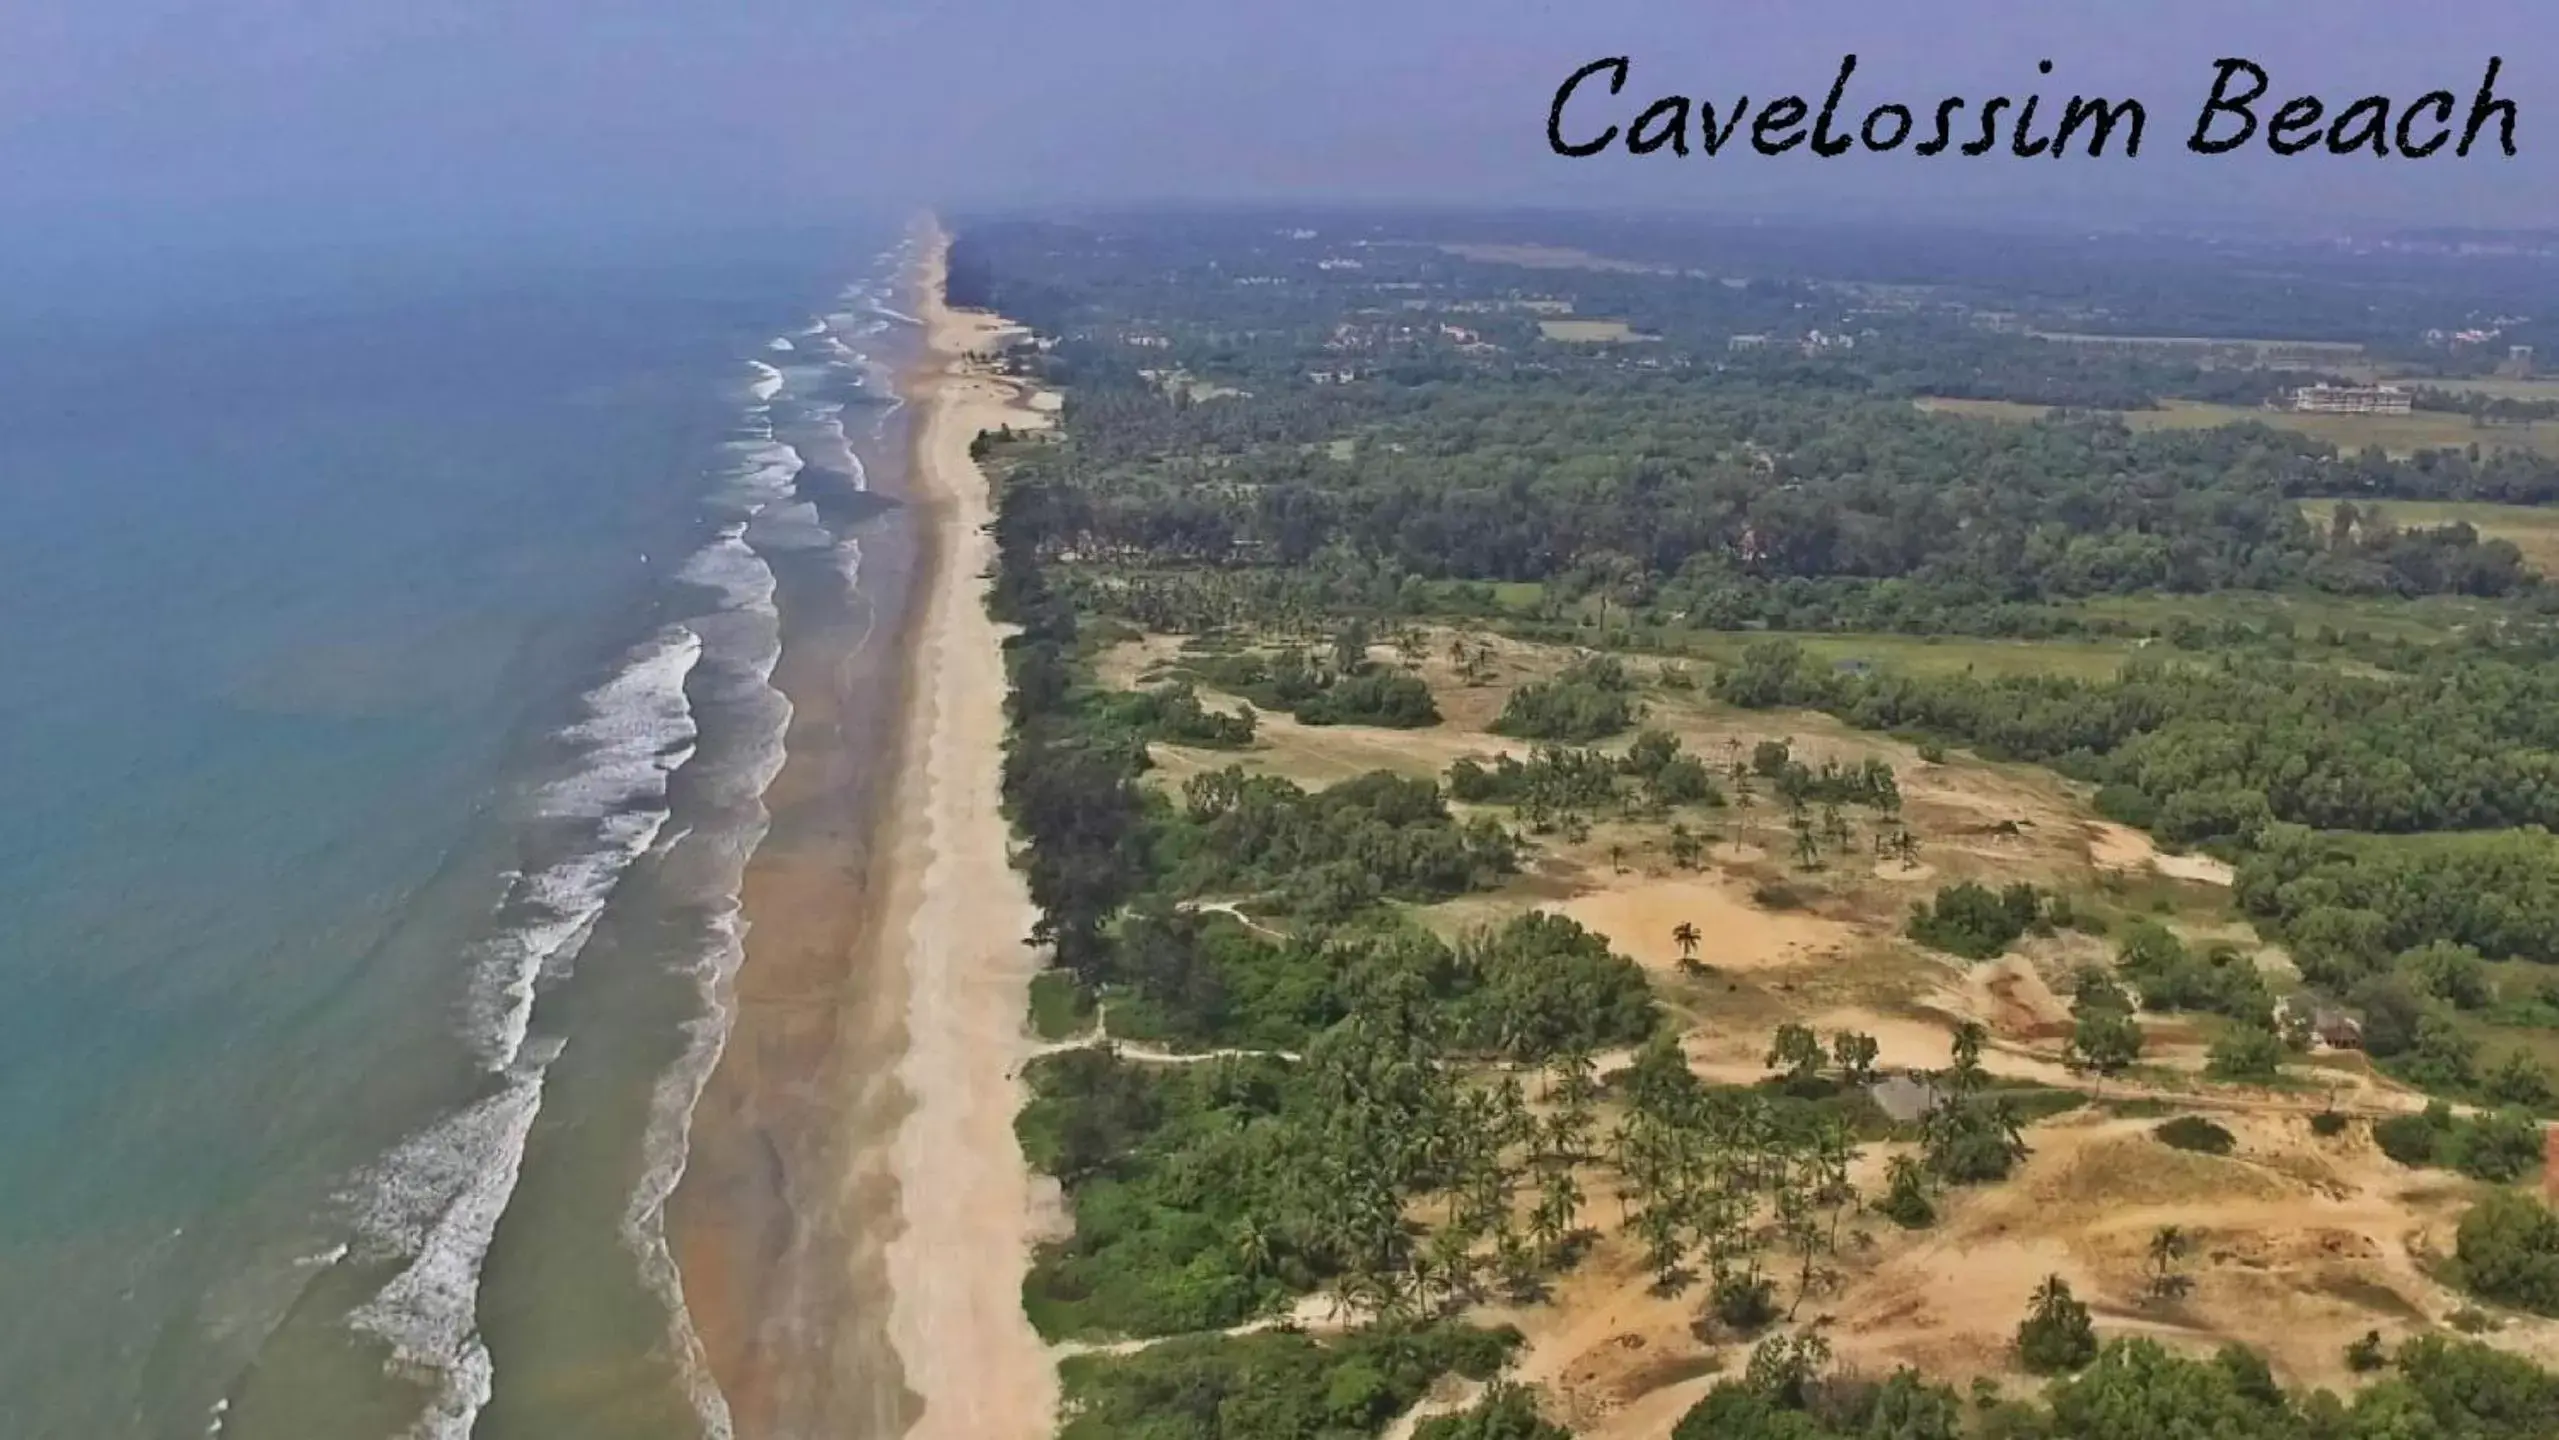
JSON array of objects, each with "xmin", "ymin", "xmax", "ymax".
[{"xmin": 5, "ymin": 0, "xmax": 2551, "ymax": 252}]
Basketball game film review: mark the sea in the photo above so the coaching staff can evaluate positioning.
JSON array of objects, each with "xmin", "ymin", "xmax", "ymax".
[{"xmin": 0, "ymin": 218, "xmax": 918, "ymax": 1438}]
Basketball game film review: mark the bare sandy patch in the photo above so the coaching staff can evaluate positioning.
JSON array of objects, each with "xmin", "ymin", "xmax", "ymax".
[
  {"xmin": 2087, "ymin": 821, "xmax": 2237, "ymax": 886},
  {"xmin": 1552, "ymin": 874, "xmax": 1861, "ymax": 975}
]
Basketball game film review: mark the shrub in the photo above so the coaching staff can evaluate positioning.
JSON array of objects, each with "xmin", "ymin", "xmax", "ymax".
[
  {"xmin": 1751, "ymin": 882, "xmax": 1808, "ymax": 911},
  {"xmin": 1493, "ymin": 656, "xmax": 1638, "ymax": 740},
  {"xmin": 1450, "ymin": 911, "xmax": 1658, "ymax": 1061},
  {"xmin": 1711, "ymin": 1273, "xmax": 1780, "ymax": 1332},
  {"xmin": 1879, "ymin": 1156, "xmax": 1936, "ymax": 1229},
  {"xmin": 2456, "ymin": 1190, "xmax": 2559, "ymax": 1316},
  {"xmin": 2115, "ymin": 921, "xmax": 2271, "ymax": 1024},
  {"xmin": 2375, "ymin": 1101, "xmax": 2544, "ymax": 1182},
  {"xmin": 1907, "ymin": 882, "xmax": 2042, "ymax": 960},
  {"xmin": 2153, "ymin": 1116, "xmax": 2236, "ymax": 1156},
  {"xmin": 2374, "ymin": 1106, "xmax": 2449, "ymax": 1167},
  {"xmin": 1107, "ymin": 680, "xmax": 1258, "ymax": 747},
  {"xmin": 2309, "ymin": 1110, "xmax": 2348, "ymax": 1138},
  {"xmin": 2205, "ymin": 1024, "xmax": 2285, "ymax": 1084},
  {"xmin": 1413, "ymin": 1381, "xmax": 1572, "ymax": 1440},
  {"xmin": 2345, "ymin": 1330, "xmax": 2387, "ymax": 1373},
  {"xmin": 2016, "ymin": 1275, "xmax": 2099, "ymax": 1375},
  {"xmin": 1295, "ymin": 668, "xmax": 1440, "ymax": 728}
]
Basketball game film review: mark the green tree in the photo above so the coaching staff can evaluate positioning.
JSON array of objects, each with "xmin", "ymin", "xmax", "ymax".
[
  {"xmin": 2456, "ymin": 1189, "xmax": 2559, "ymax": 1316},
  {"xmin": 1879, "ymin": 1154, "xmax": 1936, "ymax": 1229},
  {"xmin": 2067, "ymin": 978, "xmax": 2145, "ymax": 1097},
  {"xmin": 1831, "ymin": 1030, "xmax": 1880, "ymax": 1089},
  {"xmin": 2145, "ymin": 1224, "xmax": 2194, "ymax": 1303},
  {"xmin": 1414, "ymin": 1381, "xmax": 1572, "ymax": 1440},
  {"xmin": 2016, "ymin": 1274, "xmax": 2099, "ymax": 1374},
  {"xmin": 1766, "ymin": 1023, "xmax": 1828, "ymax": 1095},
  {"xmin": 2205, "ymin": 1023, "xmax": 2285, "ymax": 1084}
]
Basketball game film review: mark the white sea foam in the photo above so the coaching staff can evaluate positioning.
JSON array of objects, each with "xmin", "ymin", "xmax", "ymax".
[
  {"xmin": 674, "ymin": 526, "xmax": 778, "ymax": 615},
  {"xmin": 746, "ymin": 360, "xmax": 784, "ymax": 402},
  {"xmin": 713, "ymin": 438, "xmax": 804, "ymax": 517},
  {"xmin": 468, "ymin": 627, "xmax": 702, "ymax": 1074},
  {"xmin": 346, "ymin": 1076, "xmax": 543, "ymax": 1440},
  {"xmin": 765, "ymin": 337, "xmax": 793, "ymax": 353},
  {"xmin": 870, "ymin": 303, "xmax": 920, "ymax": 328},
  {"xmin": 830, "ymin": 543, "xmax": 868, "ymax": 615}
]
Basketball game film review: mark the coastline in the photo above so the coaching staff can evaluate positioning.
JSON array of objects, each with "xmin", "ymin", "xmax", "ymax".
[
  {"xmin": 877, "ymin": 224, "xmax": 1059, "ymax": 1440},
  {"xmin": 667, "ymin": 221, "xmax": 1055, "ymax": 1440}
]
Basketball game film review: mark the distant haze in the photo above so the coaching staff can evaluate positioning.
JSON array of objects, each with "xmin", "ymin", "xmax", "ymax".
[{"xmin": 4, "ymin": 0, "xmax": 2552, "ymax": 259}]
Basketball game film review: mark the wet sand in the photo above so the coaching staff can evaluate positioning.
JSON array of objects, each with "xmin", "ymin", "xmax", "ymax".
[{"xmin": 667, "ymin": 222, "xmax": 1053, "ymax": 1440}]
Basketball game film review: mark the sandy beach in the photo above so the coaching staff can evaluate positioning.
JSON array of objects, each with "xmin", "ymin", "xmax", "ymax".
[
  {"xmin": 669, "ymin": 224, "xmax": 1053, "ymax": 1439},
  {"xmin": 876, "ymin": 226, "xmax": 1059, "ymax": 1440}
]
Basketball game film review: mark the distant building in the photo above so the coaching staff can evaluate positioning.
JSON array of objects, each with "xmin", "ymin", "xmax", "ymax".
[
  {"xmin": 1727, "ymin": 334, "xmax": 1771, "ymax": 352},
  {"xmin": 2292, "ymin": 383, "xmax": 2411, "ymax": 416}
]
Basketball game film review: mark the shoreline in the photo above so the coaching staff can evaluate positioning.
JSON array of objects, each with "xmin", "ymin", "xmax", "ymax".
[
  {"xmin": 876, "ymin": 223, "xmax": 1059, "ymax": 1440},
  {"xmin": 665, "ymin": 267, "xmax": 934, "ymax": 1430},
  {"xmin": 668, "ymin": 220, "xmax": 1056, "ymax": 1440}
]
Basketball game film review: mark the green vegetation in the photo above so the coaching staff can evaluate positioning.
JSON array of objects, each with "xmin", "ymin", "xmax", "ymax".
[
  {"xmin": 1671, "ymin": 1326, "xmax": 2559, "ymax": 1440},
  {"xmin": 1104, "ymin": 679, "xmax": 1257, "ymax": 747},
  {"xmin": 1173, "ymin": 767, "xmax": 1516, "ymax": 918},
  {"xmin": 2064, "ymin": 972, "xmax": 2144, "ymax": 1092},
  {"xmin": 1055, "ymin": 1323, "xmax": 1519, "ymax": 1440},
  {"xmin": 2370, "ymin": 1101, "xmax": 2546, "ymax": 1183},
  {"xmin": 2154, "ymin": 1116, "xmax": 2237, "ymax": 1156},
  {"xmin": 1444, "ymin": 728, "xmax": 1723, "ymax": 828},
  {"xmin": 2113, "ymin": 921, "xmax": 2273, "ymax": 1023},
  {"xmin": 2015, "ymin": 1274, "xmax": 2099, "ymax": 1374},
  {"xmin": 2205, "ymin": 1024, "xmax": 2288, "ymax": 1084},
  {"xmin": 1491, "ymin": 656, "xmax": 1637, "ymax": 741},
  {"xmin": 1904, "ymin": 882, "xmax": 2046, "ymax": 961},
  {"xmin": 1412, "ymin": 1382, "xmax": 1573, "ymax": 1440},
  {"xmin": 1188, "ymin": 641, "xmax": 1441, "ymax": 729},
  {"xmin": 955, "ymin": 209, "xmax": 2559, "ymax": 1438},
  {"xmin": 2455, "ymin": 1190, "xmax": 2559, "ymax": 1318}
]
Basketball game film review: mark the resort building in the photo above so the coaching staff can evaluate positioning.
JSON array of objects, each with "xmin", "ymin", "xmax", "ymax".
[{"xmin": 2291, "ymin": 383, "xmax": 2412, "ymax": 416}]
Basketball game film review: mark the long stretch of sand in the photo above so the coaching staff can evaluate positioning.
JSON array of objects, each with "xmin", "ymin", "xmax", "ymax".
[{"xmin": 877, "ymin": 227, "xmax": 1058, "ymax": 1440}]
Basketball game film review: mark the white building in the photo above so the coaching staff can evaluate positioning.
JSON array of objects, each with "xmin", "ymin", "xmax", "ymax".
[{"xmin": 2291, "ymin": 383, "xmax": 2411, "ymax": 416}]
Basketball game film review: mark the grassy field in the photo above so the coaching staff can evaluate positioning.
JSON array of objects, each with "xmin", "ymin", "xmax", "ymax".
[
  {"xmin": 1918, "ymin": 395, "xmax": 2559, "ymax": 457},
  {"xmin": 1538, "ymin": 318, "xmax": 1654, "ymax": 343},
  {"xmin": 2073, "ymin": 589, "xmax": 2502, "ymax": 645},
  {"xmin": 1915, "ymin": 397, "xmax": 2059, "ymax": 422},
  {"xmin": 2299, "ymin": 498, "xmax": 2559, "ymax": 572},
  {"xmin": 2397, "ymin": 376, "xmax": 2559, "ymax": 401},
  {"xmin": 2016, "ymin": 332, "xmax": 2354, "ymax": 355},
  {"xmin": 1672, "ymin": 628, "xmax": 2139, "ymax": 681}
]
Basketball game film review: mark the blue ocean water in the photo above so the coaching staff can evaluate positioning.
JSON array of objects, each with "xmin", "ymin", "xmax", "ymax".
[{"xmin": 0, "ymin": 222, "xmax": 914, "ymax": 1437}]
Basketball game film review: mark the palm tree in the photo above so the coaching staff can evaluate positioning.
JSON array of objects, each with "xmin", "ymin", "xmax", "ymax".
[
  {"xmin": 1533, "ymin": 1169, "xmax": 1583, "ymax": 1261},
  {"xmin": 1610, "ymin": 842, "xmax": 1628, "ymax": 874},
  {"xmin": 1397, "ymin": 626, "xmax": 1428, "ymax": 670},
  {"xmin": 1792, "ymin": 819, "xmax": 1822, "ymax": 870},
  {"xmin": 1233, "ymin": 1215, "xmax": 1275, "ymax": 1280},
  {"xmin": 2147, "ymin": 1224, "xmax": 2193, "ymax": 1301},
  {"xmin": 1673, "ymin": 921, "xmax": 1702, "ymax": 962}
]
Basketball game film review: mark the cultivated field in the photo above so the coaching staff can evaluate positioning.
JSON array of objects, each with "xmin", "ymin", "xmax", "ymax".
[
  {"xmin": 1919, "ymin": 395, "xmax": 2559, "ymax": 457},
  {"xmin": 1538, "ymin": 318, "xmax": 1654, "ymax": 344},
  {"xmin": 2299, "ymin": 498, "xmax": 2559, "ymax": 572}
]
